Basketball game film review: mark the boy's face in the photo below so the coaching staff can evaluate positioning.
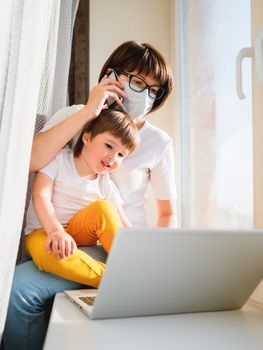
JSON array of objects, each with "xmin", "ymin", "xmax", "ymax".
[{"xmin": 81, "ymin": 131, "xmax": 130, "ymax": 175}]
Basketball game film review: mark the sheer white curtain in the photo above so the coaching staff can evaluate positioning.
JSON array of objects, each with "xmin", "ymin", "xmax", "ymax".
[
  {"xmin": 37, "ymin": 0, "xmax": 79, "ymax": 119},
  {"xmin": 0, "ymin": 0, "xmax": 79, "ymax": 340}
]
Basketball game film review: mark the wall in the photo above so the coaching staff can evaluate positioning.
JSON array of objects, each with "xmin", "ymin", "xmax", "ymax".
[
  {"xmin": 89, "ymin": 0, "xmax": 177, "ymax": 226},
  {"xmin": 249, "ymin": 0, "xmax": 263, "ymax": 308}
]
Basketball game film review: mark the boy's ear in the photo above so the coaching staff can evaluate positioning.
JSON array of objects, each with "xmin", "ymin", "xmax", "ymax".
[{"xmin": 82, "ymin": 132, "xmax": 91, "ymax": 145}]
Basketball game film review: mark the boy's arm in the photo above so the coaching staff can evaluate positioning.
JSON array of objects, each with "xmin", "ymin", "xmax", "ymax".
[
  {"xmin": 30, "ymin": 77, "xmax": 126, "ymax": 172},
  {"xmin": 106, "ymin": 178, "xmax": 132, "ymax": 227},
  {"xmin": 32, "ymin": 172, "xmax": 77, "ymax": 259}
]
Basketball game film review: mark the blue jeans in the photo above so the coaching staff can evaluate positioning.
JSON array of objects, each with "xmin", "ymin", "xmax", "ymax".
[
  {"xmin": 2, "ymin": 261, "xmax": 84, "ymax": 350},
  {"xmin": 2, "ymin": 246, "xmax": 107, "ymax": 350}
]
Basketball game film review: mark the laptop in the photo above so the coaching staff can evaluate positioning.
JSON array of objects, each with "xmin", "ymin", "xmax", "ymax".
[{"xmin": 64, "ymin": 227, "xmax": 263, "ymax": 319}]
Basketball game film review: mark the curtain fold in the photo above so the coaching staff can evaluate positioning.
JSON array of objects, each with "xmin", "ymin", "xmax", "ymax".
[
  {"xmin": 0, "ymin": 0, "xmax": 79, "ymax": 341},
  {"xmin": 37, "ymin": 0, "xmax": 79, "ymax": 120},
  {"xmin": 68, "ymin": 0, "xmax": 90, "ymax": 106}
]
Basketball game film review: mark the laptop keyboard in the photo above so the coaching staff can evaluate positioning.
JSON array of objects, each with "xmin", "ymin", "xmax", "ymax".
[{"xmin": 79, "ymin": 296, "xmax": 96, "ymax": 306}]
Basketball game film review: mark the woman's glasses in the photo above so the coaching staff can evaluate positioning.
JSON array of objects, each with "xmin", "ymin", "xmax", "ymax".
[{"xmin": 117, "ymin": 70, "xmax": 165, "ymax": 100}]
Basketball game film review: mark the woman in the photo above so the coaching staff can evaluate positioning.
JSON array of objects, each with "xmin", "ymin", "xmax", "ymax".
[
  {"xmin": 30, "ymin": 41, "xmax": 176, "ymax": 227},
  {"xmin": 3, "ymin": 41, "xmax": 176, "ymax": 350}
]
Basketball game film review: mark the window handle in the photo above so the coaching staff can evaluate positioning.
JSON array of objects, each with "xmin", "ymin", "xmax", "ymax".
[
  {"xmin": 236, "ymin": 47, "xmax": 253, "ymax": 100},
  {"xmin": 236, "ymin": 27, "xmax": 263, "ymax": 100}
]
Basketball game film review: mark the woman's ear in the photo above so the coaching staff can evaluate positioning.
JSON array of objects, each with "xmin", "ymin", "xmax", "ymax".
[{"xmin": 82, "ymin": 132, "xmax": 91, "ymax": 145}]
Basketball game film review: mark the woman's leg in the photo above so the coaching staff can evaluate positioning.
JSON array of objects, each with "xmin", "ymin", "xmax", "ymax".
[
  {"xmin": 25, "ymin": 200, "xmax": 122, "ymax": 286},
  {"xmin": 2, "ymin": 260, "xmax": 84, "ymax": 350}
]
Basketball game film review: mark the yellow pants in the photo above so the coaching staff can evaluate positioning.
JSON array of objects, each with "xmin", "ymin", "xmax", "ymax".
[{"xmin": 25, "ymin": 200, "xmax": 122, "ymax": 288}]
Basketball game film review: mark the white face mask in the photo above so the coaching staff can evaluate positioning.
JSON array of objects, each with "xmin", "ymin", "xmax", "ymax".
[{"xmin": 121, "ymin": 81, "xmax": 154, "ymax": 120}]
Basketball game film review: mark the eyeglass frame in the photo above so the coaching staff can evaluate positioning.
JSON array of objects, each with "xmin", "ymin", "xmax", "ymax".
[{"xmin": 115, "ymin": 70, "xmax": 165, "ymax": 101}]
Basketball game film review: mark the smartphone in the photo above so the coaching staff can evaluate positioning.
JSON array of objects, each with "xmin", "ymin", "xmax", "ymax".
[{"xmin": 106, "ymin": 70, "xmax": 123, "ymax": 109}]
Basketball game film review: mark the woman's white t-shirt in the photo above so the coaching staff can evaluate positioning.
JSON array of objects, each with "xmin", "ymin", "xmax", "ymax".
[
  {"xmin": 40, "ymin": 105, "xmax": 177, "ymax": 226},
  {"xmin": 25, "ymin": 148, "xmax": 123, "ymax": 235}
]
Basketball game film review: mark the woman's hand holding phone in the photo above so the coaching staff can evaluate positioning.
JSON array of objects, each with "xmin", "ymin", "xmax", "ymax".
[{"xmin": 83, "ymin": 71, "xmax": 126, "ymax": 120}]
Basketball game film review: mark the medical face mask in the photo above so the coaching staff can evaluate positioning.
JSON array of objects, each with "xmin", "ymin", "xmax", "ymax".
[{"xmin": 121, "ymin": 81, "xmax": 155, "ymax": 120}]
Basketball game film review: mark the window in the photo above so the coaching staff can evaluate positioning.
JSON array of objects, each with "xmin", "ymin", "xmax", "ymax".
[{"xmin": 179, "ymin": 0, "xmax": 253, "ymax": 228}]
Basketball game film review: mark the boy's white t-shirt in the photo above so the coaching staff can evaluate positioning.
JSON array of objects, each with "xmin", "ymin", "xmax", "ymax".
[
  {"xmin": 40, "ymin": 105, "xmax": 177, "ymax": 226},
  {"xmin": 25, "ymin": 148, "xmax": 123, "ymax": 235}
]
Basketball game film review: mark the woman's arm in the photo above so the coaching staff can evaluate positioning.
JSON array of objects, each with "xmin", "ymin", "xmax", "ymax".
[
  {"xmin": 30, "ymin": 108, "xmax": 93, "ymax": 172},
  {"xmin": 30, "ymin": 76, "xmax": 126, "ymax": 172},
  {"xmin": 32, "ymin": 172, "xmax": 77, "ymax": 259},
  {"xmin": 156, "ymin": 199, "xmax": 176, "ymax": 227}
]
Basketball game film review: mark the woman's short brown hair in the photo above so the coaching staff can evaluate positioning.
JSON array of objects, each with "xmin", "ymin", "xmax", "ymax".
[
  {"xmin": 99, "ymin": 41, "xmax": 173, "ymax": 112},
  {"xmin": 74, "ymin": 109, "xmax": 139, "ymax": 157}
]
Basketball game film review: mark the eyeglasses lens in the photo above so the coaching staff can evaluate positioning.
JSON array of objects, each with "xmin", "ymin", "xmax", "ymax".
[{"xmin": 129, "ymin": 74, "xmax": 164, "ymax": 100}]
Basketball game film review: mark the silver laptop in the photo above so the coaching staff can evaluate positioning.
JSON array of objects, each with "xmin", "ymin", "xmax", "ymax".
[{"xmin": 64, "ymin": 227, "xmax": 263, "ymax": 319}]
